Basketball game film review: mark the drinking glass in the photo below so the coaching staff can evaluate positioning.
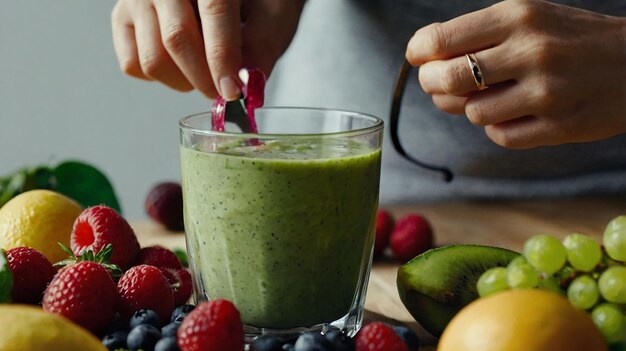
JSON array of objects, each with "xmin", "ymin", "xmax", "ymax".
[{"xmin": 179, "ymin": 107, "xmax": 383, "ymax": 338}]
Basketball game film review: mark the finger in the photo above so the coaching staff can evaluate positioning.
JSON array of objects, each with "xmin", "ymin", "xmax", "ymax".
[
  {"xmin": 419, "ymin": 45, "xmax": 517, "ymax": 96},
  {"xmin": 465, "ymin": 82, "xmax": 532, "ymax": 126},
  {"xmin": 152, "ymin": 0, "xmax": 218, "ymax": 98},
  {"xmin": 406, "ymin": 4, "xmax": 510, "ymax": 65},
  {"xmin": 111, "ymin": 2, "xmax": 151, "ymax": 80},
  {"xmin": 198, "ymin": 0, "xmax": 242, "ymax": 100},
  {"xmin": 484, "ymin": 116, "xmax": 561, "ymax": 149},
  {"xmin": 132, "ymin": 2, "xmax": 193, "ymax": 91},
  {"xmin": 432, "ymin": 94, "xmax": 467, "ymax": 115}
]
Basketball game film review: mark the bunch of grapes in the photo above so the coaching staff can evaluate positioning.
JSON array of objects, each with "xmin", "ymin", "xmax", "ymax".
[{"xmin": 477, "ymin": 215, "xmax": 626, "ymax": 345}]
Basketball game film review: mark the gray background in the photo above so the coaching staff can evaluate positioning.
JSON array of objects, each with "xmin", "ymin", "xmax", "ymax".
[
  {"xmin": 3, "ymin": 1, "xmax": 626, "ymax": 219},
  {"xmin": 0, "ymin": 1, "xmax": 209, "ymax": 219}
]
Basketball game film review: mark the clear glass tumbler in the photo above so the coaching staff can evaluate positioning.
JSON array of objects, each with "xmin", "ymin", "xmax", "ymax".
[{"xmin": 179, "ymin": 107, "xmax": 383, "ymax": 338}]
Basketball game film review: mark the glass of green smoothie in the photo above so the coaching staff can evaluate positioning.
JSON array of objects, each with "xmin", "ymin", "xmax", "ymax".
[{"xmin": 179, "ymin": 107, "xmax": 383, "ymax": 338}]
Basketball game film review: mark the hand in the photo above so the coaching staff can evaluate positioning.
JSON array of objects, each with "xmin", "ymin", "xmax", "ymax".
[
  {"xmin": 111, "ymin": 0, "xmax": 304, "ymax": 100},
  {"xmin": 406, "ymin": 0, "xmax": 626, "ymax": 149}
]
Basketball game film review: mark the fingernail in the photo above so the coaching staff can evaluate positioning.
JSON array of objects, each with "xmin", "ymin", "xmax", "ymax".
[{"xmin": 219, "ymin": 77, "xmax": 241, "ymax": 101}]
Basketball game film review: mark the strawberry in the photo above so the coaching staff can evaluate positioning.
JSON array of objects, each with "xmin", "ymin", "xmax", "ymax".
[
  {"xmin": 145, "ymin": 182, "xmax": 184, "ymax": 231},
  {"xmin": 71, "ymin": 205, "xmax": 140, "ymax": 270},
  {"xmin": 137, "ymin": 246, "xmax": 183, "ymax": 270},
  {"xmin": 6, "ymin": 247, "xmax": 56, "ymax": 304},
  {"xmin": 161, "ymin": 267, "xmax": 193, "ymax": 307},
  {"xmin": 118, "ymin": 264, "xmax": 174, "ymax": 322},
  {"xmin": 374, "ymin": 209, "xmax": 395, "ymax": 257},
  {"xmin": 390, "ymin": 214, "xmax": 434, "ymax": 263},
  {"xmin": 356, "ymin": 322, "xmax": 410, "ymax": 351},
  {"xmin": 178, "ymin": 299, "xmax": 244, "ymax": 351},
  {"xmin": 42, "ymin": 261, "xmax": 118, "ymax": 333}
]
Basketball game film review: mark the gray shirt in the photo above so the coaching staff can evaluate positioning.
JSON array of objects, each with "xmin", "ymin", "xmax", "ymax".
[{"xmin": 266, "ymin": 0, "xmax": 626, "ymax": 204}]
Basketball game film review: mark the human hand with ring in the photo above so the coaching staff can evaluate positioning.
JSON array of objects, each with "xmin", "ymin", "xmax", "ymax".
[{"xmin": 407, "ymin": 0, "xmax": 626, "ymax": 149}]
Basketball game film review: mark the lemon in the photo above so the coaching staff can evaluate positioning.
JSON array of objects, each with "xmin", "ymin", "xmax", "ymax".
[
  {"xmin": 0, "ymin": 190, "xmax": 82, "ymax": 263},
  {"xmin": 0, "ymin": 304, "xmax": 105, "ymax": 351},
  {"xmin": 438, "ymin": 289, "xmax": 607, "ymax": 351}
]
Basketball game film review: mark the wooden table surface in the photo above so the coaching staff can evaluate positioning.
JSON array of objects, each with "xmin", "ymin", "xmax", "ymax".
[{"xmin": 132, "ymin": 197, "xmax": 626, "ymax": 350}]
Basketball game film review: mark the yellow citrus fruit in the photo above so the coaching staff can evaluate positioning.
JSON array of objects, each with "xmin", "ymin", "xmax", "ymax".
[
  {"xmin": 0, "ymin": 304, "xmax": 106, "ymax": 351},
  {"xmin": 0, "ymin": 190, "xmax": 82, "ymax": 263},
  {"xmin": 438, "ymin": 289, "xmax": 607, "ymax": 351}
]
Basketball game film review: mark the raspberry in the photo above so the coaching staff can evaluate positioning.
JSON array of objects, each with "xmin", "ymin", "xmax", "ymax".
[
  {"xmin": 137, "ymin": 246, "xmax": 183, "ymax": 270},
  {"xmin": 42, "ymin": 261, "xmax": 118, "ymax": 333},
  {"xmin": 356, "ymin": 322, "xmax": 410, "ymax": 351},
  {"xmin": 6, "ymin": 247, "xmax": 56, "ymax": 304},
  {"xmin": 178, "ymin": 299, "xmax": 244, "ymax": 351},
  {"xmin": 145, "ymin": 182, "xmax": 184, "ymax": 231},
  {"xmin": 118, "ymin": 265, "xmax": 174, "ymax": 323},
  {"xmin": 161, "ymin": 267, "xmax": 193, "ymax": 307},
  {"xmin": 374, "ymin": 209, "xmax": 395, "ymax": 257},
  {"xmin": 390, "ymin": 214, "xmax": 434, "ymax": 263},
  {"xmin": 71, "ymin": 205, "xmax": 140, "ymax": 270}
]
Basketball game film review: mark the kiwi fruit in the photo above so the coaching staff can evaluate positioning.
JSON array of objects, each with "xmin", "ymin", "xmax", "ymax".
[{"xmin": 397, "ymin": 245, "xmax": 519, "ymax": 337}]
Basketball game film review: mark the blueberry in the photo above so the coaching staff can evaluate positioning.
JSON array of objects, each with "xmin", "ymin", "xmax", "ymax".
[
  {"xmin": 325, "ymin": 331, "xmax": 355, "ymax": 351},
  {"xmin": 170, "ymin": 304, "xmax": 196, "ymax": 323},
  {"xmin": 130, "ymin": 309, "xmax": 161, "ymax": 329},
  {"xmin": 155, "ymin": 337, "xmax": 180, "ymax": 351},
  {"xmin": 294, "ymin": 333, "xmax": 333, "ymax": 351},
  {"xmin": 251, "ymin": 335, "xmax": 284, "ymax": 351},
  {"xmin": 393, "ymin": 325, "xmax": 420, "ymax": 351},
  {"xmin": 161, "ymin": 322, "xmax": 181, "ymax": 338},
  {"xmin": 127, "ymin": 324, "xmax": 162, "ymax": 351},
  {"xmin": 102, "ymin": 331, "xmax": 128, "ymax": 351}
]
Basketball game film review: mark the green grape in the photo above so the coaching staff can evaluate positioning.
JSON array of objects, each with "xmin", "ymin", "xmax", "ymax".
[
  {"xmin": 523, "ymin": 234, "xmax": 567, "ymax": 274},
  {"xmin": 477, "ymin": 267, "xmax": 509, "ymax": 297},
  {"xmin": 599, "ymin": 266, "xmax": 626, "ymax": 304},
  {"xmin": 563, "ymin": 233, "xmax": 603, "ymax": 272},
  {"xmin": 567, "ymin": 275, "xmax": 599, "ymax": 310},
  {"xmin": 592, "ymin": 303, "xmax": 625, "ymax": 344},
  {"xmin": 507, "ymin": 260, "xmax": 539, "ymax": 289},
  {"xmin": 604, "ymin": 216, "xmax": 626, "ymax": 262},
  {"xmin": 508, "ymin": 255, "xmax": 528, "ymax": 268}
]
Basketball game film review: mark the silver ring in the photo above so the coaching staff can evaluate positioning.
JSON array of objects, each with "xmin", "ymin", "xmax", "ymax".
[{"xmin": 466, "ymin": 53, "xmax": 487, "ymax": 91}]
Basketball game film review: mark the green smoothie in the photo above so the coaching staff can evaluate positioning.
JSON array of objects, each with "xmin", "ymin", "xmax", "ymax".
[{"xmin": 181, "ymin": 138, "xmax": 381, "ymax": 328}]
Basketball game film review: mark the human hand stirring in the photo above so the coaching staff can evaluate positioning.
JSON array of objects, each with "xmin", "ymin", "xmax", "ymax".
[{"xmin": 111, "ymin": 0, "xmax": 304, "ymax": 100}]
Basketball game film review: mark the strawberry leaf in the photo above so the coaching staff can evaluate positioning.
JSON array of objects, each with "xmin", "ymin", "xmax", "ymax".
[
  {"xmin": 54, "ymin": 259, "xmax": 77, "ymax": 268},
  {"xmin": 54, "ymin": 243, "xmax": 122, "ymax": 278},
  {"xmin": 57, "ymin": 242, "xmax": 76, "ymax": 260},
  {"xmin": 97, "ymin": 244, "xmax": 114, "ymax": 263}
]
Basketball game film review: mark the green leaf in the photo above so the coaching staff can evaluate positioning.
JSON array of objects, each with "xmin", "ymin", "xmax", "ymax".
[
  {"xmin": 173, "ymin": 247, "xmax": 189, "ymax": 268},
  {"xmin": 610, "ymin": 342, "xmax": 626, "ymax": 351},
  {"xmin": 102, "ymin": 263, "xmax": 123, "ymax": 280},
  {"xmin": 24, "ymin": 166, "xmax": 54, "ymax": 191},
  {"xmin": 57, "ymin": 242, "xmax": 76, "ymax": 259},
  {"xmin": 0, "ymin": 249, "xmax": 13, "ymax": 303},
  {"xmin": 51, "ymin": 161, "xmax": 122, "ymax": 213},
  {"xmin": 0, "ymin": 170, "xmax": 27, "ymax": 208},
  {"xmin": 54, "ymin": 243, "xmax": 122, "ymax": 279},
  {"xmin": 98, "ymin": 244, "xmax": 114, "ymax": 263}
]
